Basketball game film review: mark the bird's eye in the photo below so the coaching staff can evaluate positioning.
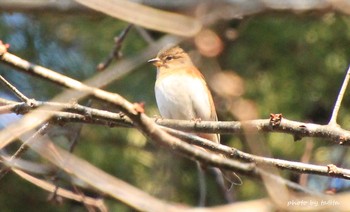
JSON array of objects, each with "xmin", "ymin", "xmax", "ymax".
[{"xmin": 165, "ymin": 56, "xmax": 173, "ymax": 61}]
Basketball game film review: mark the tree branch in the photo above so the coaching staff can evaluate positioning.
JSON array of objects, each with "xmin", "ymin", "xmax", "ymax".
[
  {"xmin": 163, "ymin": 127, "xmax": 350, "ymax": 180},
  {"xmin": 0, "ymin": 75, "xmax": 32, "ymax": 103},
  {"xmin": 13, "ymin": 168, "xmax": 107, "ymax": 211},
  {"xmin": 329, "ymin": 65, "xmax": 350, "ymax": 125},
  {"xmin": 97, "ymin": 24, "xmax": 134, "ymax": 71}
]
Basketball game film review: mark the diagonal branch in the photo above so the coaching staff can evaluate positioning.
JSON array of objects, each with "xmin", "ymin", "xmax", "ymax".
[
  {"xmin": 0, "ymin": 75, "xmax": 32, "ymax": 103},
  {"xmin": 97, "ymin": 24, "xmax": 134, "ymax": 71},
  {"xmin": 163, "ymin": 127, "xmax": 350, "ymax": 180},
  {"xmin": 0, "ymin": 35, "xmax": 181, "ymax": 148},
  {"xmin": 329, "ymin": 65, "xmax": 350, "ymax": 126},
  {"xmin": 13, "ymin": 169, "xmax": 107, "ymax": 211}
]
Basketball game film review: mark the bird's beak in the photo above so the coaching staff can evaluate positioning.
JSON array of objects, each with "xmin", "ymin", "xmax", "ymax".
[{"xmin": 148, "ymin": 57, "xmax": 162, "ymax": 67}]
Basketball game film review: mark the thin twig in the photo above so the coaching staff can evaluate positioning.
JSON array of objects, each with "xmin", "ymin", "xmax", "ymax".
[
  {"xmin": 0, "ymin": 123, "xmax": 49, "ymax": 180},
  {"xmin": 67, "ymin": 100, "xmax": 91, "ymax": 152},
  {"xmin": 163, "ymin": 126, "xmax": 350, "ymax": 180},
  {"xmin": 10, "ymin": 123, "xmax": 49, "ymax": 161},
  {"xmin": 13, "ymin": 169, "xmax": 107, "ymax": 211},
  {"xmin": 0, "ymin": 75, "xmax": 31, "ymax": 103},
  {"xmin": 0, "ymin": 151, "xmax": 54, "ymax": 175},
  {"xmin": 329, "ymin": 65, "xmax": 350, "ymax": 125},
  {"xmin": 97, "ymin": 24, "xmax": 133, "ymax": 71}
]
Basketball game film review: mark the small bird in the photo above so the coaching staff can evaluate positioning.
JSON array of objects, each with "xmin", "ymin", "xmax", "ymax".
[{"xmin": 148, "ymin": 46, "xmax": 241, "ymax": 188}]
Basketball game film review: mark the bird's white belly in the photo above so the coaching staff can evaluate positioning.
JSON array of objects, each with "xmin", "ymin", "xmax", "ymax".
[{"xmin": 155, "ymin": 75, "xmax": 211, "ymax": 120}]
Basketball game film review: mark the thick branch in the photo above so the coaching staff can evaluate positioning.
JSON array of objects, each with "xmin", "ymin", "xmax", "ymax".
[{"xmin": 155, "ymin": 118, "xmax": 350, "ymax": 145}]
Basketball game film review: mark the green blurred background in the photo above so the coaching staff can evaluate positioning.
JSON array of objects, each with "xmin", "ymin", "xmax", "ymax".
[{"xmin": 1, "ymin": 8, "xmax": 350, "ymax": 211}]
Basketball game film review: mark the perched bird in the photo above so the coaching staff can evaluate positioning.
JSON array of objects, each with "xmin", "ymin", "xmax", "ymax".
[{"xmin": 148, "ymin": 46, "xmax": 240, "ymax": 187}]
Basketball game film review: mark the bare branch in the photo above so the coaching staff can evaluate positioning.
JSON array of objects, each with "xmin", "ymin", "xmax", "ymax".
[
  {"xmin": 154, "ymin": 118, "xmax": 350, "ymax": 145},
  {"xmin": 0, "ymin": 75, "xmax": 31, "ymax": 103},
  {"xmin": 0, "ymin": 152, "xmax": 54, "ymax": 175},
  {"xmin": 97, "ymin": 24, "xmax": 134, "ymax": 71},
  {"xmin": 13, "ymin": 169, "xmax": 108, "ymax": 211},
  {"xmin": 0, "ymin": 100, "xmax": 132, "ymax": 127},
  {"xmin": 329, "ymin": 65, "xmax": 350, "ymax": 126},
  {"xmin": 0, "ymin": 123, "xmax": 49, "ymax": 179},
  {"xmin": 163, "ymin": 127, "xmax": 350, "ymax": 180}
]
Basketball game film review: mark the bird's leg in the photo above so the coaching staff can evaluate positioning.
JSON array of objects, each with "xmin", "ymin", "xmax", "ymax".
[
  {"xmin": 191, "ymin": 117, "xmax": 202, "ymax": 122},
  {"xmin": 196, "ymin": 161, "xmax": 207, "ymax": 207},
  {"xmin": 153, "ymin": 115, "xmax": 162, "ymax": 122}
]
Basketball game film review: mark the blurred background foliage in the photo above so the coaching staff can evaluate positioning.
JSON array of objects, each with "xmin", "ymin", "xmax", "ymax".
[{"xmin": 1, "ymin": 8, "xmax": 350, "ymax": 211}]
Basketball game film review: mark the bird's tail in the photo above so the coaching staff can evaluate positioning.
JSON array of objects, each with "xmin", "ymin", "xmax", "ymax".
[{"xmin": 198, "ymin": 133, "xmax": 243, "ymax": 187}]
